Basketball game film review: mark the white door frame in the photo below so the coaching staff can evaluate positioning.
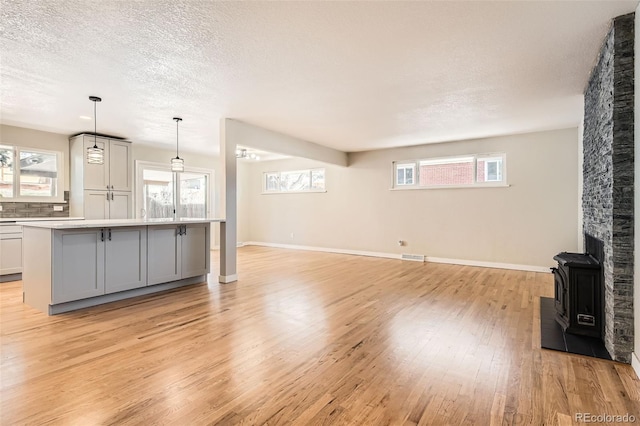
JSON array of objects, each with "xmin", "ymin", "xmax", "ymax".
[{"xmin": 134, "ymin": 160, "xmax": 215, "ymax": 219}]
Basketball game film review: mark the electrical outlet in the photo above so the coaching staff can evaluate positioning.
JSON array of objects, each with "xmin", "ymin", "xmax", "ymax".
[
  {"xmin": 290, "ymin": 232, "xmax": 294, "ymax": 239},
  {"xmin": 0, "ymin": 205, "xmax": 3, "ymax": 211},
  {"xmin": 53, "ymin": 205, "xmax": 63, "ymax": 211}
]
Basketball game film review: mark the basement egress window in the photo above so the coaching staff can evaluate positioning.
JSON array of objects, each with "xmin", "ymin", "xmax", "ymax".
[
  {"xmin": 479, "ymin": 157, "xmax": 503, "ymax": 182},
  {"xmin": 396, "ymin": 163, "xmax": 415, "ymax": 186},
  {"xmin": 263, "ymin": 169, "xmax": 326, "ymax": 193},
  {"xmin": 392, "ymin": 153, "xmax": 506, "ymax": 189}
]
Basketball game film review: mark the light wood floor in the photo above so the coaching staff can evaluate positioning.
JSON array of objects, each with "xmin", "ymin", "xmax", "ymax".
[{"xmin": 1, "ymin": 246, "xmax": 639, "ymax": 425}]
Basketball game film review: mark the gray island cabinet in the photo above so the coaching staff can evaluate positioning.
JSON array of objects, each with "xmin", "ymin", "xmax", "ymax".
[
  {"xmin": 21, "ymin": 218, "xmax": 222, "ymax": 315},
  {"xmin": 147, "ymin": 223, "xmax": 209, "ymax": 285}
]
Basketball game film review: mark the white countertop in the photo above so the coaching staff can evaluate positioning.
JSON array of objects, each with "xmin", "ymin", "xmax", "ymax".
[
  {"xmin": 19, "ymin": 217, "xmax": 225, "ymax": 229},
  {"xmin": 1, "ymin": 217, "xmax": 84, "ymax": 223}
]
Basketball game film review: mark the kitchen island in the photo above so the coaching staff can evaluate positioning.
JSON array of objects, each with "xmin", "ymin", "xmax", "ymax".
[
  {"xmin": 0, "ymin": 217, "xmax": 84, "ymax": 282},
  {"xmin": 20, "ymin": 218, "xmax": 224, "ymax": 315}
]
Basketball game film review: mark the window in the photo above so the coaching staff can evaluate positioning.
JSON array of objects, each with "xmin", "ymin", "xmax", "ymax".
[
  {"xmin": 477, "ymin": 156, "xmax": 503, "ymax": 182},
  {"xmin": 0, "ymin": 145, "xmax": 64, "ymax": 201},
  {"xmin": 265, "ymin": 172, "xmax": 279, "ymax": 192},
  {"xmin": 396, "ymin": 163, "xmax": 415, "ymax": 186},
  {"xmin": 419, "ymin": 157, "xmax": 474, "ymax": 186},
  {"xmin": 140, "ymin": 168, "xmax": 174, "ymax": 219},
  {"xmin": 179, "ymin": 172, "xmax": 208, "ymax": 218},
  {"xmin": 135, "ymin": 161, "xmax": 213, "ymax": 219},
  {"xmin": 263, "ymin": 168, "xmax": 326, "ymax": 193},
  {"xmin": 392, "ymin": 153, "xmax": 506, "ymax": 189}
]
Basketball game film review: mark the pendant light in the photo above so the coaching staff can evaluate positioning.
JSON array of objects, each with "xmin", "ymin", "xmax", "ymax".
[
  {"xmin": 86, "ymin": 96, "xmax": 104, "ymax": 164},
  {"xmin": 171, "ymin": 117, "xmax": 184, "ymax": 172}
]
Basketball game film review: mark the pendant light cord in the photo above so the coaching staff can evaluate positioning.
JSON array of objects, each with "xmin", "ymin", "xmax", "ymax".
[
  {"xmin": 173, "ymin": 117, "xmax": 182, "ymax": 160},
  {"xmin": 94, "ymin": 100, "xmax": 97, "ymax": 148},
  {"xmin": 176, "ymin": 119, "xmax": 179, "ymax": 159}
]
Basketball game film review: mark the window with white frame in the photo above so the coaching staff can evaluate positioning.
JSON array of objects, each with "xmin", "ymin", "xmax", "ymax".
[
  {"xmin": 134, "ymin": 161, "xmax": 213, "ymax": 219},
  {"xmin": 478, "ymin": 156, "xmax": 503, "ymax": 182},
  {"xmin": 395, "ymin": 163, "xmax": 415, "ymax": 186},
  {"xmin": 0, "ymin": 145, "xmax": 64, "ymax": 201},
  {"xmin": 392, "ymin": 153, "xmax": 506, "ymax": 189},
  {"xmin": 263, "ymin": 168, "xmax": 326, "ymax": 193}
]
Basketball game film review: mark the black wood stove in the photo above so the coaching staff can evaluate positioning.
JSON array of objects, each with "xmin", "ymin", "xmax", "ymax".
[{"xmin": 551, "ymin": 249, "xmax": 603, "ymax": 338}]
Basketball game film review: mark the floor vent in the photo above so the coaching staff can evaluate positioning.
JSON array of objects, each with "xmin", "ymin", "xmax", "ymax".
[{"xmin": 401, "ymin": 253, "xmax": 425, "ymax": 262}]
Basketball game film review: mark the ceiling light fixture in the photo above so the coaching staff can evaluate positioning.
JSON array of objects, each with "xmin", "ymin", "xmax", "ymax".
[
  {"xmin": 86, "ymin": 96, "xmax": 104, "ymax": 164},
  {"xmin": 171, "ymin": 117, "xmax": 184, "ymax": 172},
  {"xmin": 79, "ymin": 115, "xmax": 92, "ymax": 120},
  {"xmin": 235, "ymin": 149, "xmax": 260, "ymax": 160}
]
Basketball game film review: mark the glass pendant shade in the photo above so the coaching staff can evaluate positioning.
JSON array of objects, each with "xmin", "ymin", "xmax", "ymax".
[
  {"xmin": 171, "ymin": 157, "xmax": 184, "ymax": 172},
  {"xmin": 86, "ymin": 96, "xmax": 104, "ymax": 164}
]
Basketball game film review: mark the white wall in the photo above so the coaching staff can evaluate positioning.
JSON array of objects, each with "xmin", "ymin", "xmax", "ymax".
[
  {"xmin": 633, "ymin": 4, "xmax": 639, "ymax": 374},
  {"xmin": 0, "ymin": 124, "xmax": 71, "ymax": 191},
  {"xmin": 239, "ymin": 128, "xmax": 579, "ymax": 268},
  {"xmin": 237, "ymin": 161, "xmax": 252, "ymax": 243}
]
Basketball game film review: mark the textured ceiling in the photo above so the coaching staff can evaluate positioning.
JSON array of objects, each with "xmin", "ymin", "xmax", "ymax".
[{"xmin": 1, "ymin": 1, "xmax": 637, "ymax": 155}]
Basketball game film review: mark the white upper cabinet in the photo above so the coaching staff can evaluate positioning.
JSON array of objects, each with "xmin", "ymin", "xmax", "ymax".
[
  {"xmin": 82, "ymin": 137, "xmax": 111, "ymax": 190},
  {"xmin": 109, "ymin": 141, "xmax": 132, "ymax": 191},
  {"xmin": 77, "ymin": 136, "xmax": 132, "ymax": 191},
  {"xmin": 70, "ymin": 134, "xmax": 133, "ymax": 219}
]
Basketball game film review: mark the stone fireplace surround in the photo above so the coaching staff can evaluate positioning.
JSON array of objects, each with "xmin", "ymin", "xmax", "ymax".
[{"xmin": 582, "ymin": 12, "xmax": 634, "ymax": 363}]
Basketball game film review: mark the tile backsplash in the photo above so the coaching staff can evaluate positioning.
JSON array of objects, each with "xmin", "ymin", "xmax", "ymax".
[{"xmin": 0, "ymin": 191, "xmax": 70, "ymax": 218}]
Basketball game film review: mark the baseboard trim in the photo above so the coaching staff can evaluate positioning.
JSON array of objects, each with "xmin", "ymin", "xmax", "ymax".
[
  {"xmin": 245, "ymin": 241, "xmax": 401, "ymax": 260},
  {"xmin": 243, "ymin": 242, "xmax": 550, "ymax": 273},
  {"xmin": 218, "ymin": 274, "xmax": 238, "ymax": 284},
  {"xmin": 632, "ymin": 352, "xmax": 640, "ymax": 379},
  {"xmin": 425, "ymin": 257, "xmax": 551, "ymax": 273},
  {"xmin": 211, "ymin": 242, "xmax": 245, "ymax": 250}
]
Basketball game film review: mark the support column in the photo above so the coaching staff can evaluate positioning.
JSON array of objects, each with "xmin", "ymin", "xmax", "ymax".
[{"xmin": 218, "ymin": 118, "xmax": 238, "ymax": 283}]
